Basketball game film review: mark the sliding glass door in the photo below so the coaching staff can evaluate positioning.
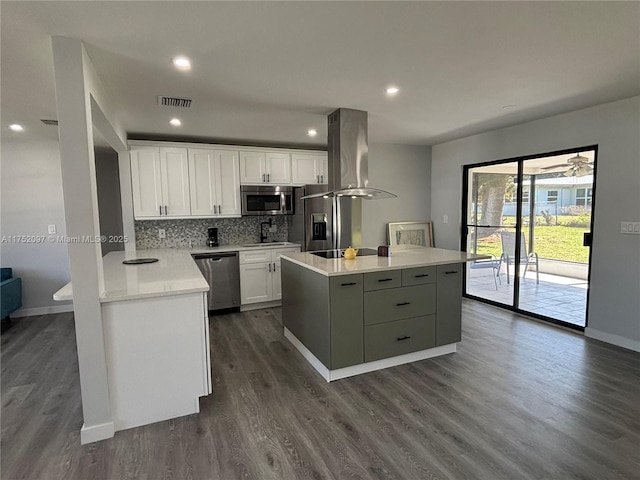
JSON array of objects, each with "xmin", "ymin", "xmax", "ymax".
[
  {"xmin": 464, "ymin": 167, "xmax": 516, "ymax": 306},
  {"xmin": 463, "ymin": 147, "xmax": 596, "ymax": 330}
]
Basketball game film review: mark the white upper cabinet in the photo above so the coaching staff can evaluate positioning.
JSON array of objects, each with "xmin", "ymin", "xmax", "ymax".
[
  {"xmin": 240, "ymin": 151, "xmax": 291, "ymax": 185},
  {"xmin": 215, "ymin": 151, "xmax": 241, "ymax": 216},
  {"xmin": 188, "ymin": 149, "xmax": 240, "ymax": 217},
  {"xmin": 188, "ymin": 149, "xmax": 217, "ymax": 216},
  {"xmin": 264, "ymin": 152, "xmax": 291, "ymax": 184},
  {"xmin": 239, "ymin": 151, "xmax": 266, "ymax": 184},
  {"xmin": 160, "ymin": 147, "xmax": 191, "ymax": 216},
  {"xmin": 131, "ymin": 146, "xmax": 190, "ymax": 218},
  {"xmin": 131, "ymin": 147, "xmax": 163, "ymax": 218},
  {"xmin": 291, "ymin": 153, "xmax": 328, "ymax": 185}
]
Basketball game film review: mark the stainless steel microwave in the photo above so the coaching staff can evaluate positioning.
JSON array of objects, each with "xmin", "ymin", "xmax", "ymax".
[{"xmin": 241, "ymin": 186, "xmax": 294, "ymax": 215}]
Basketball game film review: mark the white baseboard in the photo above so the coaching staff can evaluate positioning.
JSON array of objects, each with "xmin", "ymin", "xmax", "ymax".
[
  {"xmin": 585, "ymin": 328, "xmax": 640, "ymax": 352},
  {"xmin": 14, "ymin": 303, "xmax": 74, "ymax": 318},
  {"xmin": 284, "ymin": 327, "xmax": 457, "ymax": 382},
  {"xmin": 80, "ymin": 421, "xmax": 115, "ymax": 444},
  {"xmin": 240, "ymin": 300, "xmax": 281, "ymax": 312}
]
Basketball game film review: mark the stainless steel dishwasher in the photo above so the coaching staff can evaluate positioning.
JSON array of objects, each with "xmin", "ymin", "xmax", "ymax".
[{"xmin": 192, "ymin": 252, "xmax": 240, "ymax": 311}]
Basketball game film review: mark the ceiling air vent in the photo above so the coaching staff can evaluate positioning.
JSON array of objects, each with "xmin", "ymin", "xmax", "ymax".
[
  {"xmin": 157, "ymin": 96, "xmax": 192, "ymax": 108},
  {"xmin": 40, "ymin": 119, "xmax": 59, "ymax": 126}
]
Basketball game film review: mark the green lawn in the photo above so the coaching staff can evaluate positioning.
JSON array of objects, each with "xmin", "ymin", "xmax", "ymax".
[{"xmin": 475, "ymin": 225, "xmax": 590, "ymax": 263}]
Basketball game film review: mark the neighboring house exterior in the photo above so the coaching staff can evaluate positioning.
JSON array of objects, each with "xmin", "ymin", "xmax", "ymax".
[{"xmin": 503, "ymin": 175, "xmax": 593, "ymax": 216}]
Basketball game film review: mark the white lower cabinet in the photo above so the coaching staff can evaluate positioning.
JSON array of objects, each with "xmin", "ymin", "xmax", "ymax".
[
  {"xmin": 102, "ymin": 291, "xmax": 211, "ymax": 432},
  {"xmin": 239, "ymin": 247, "xmax": 300, "ymax": 305}
]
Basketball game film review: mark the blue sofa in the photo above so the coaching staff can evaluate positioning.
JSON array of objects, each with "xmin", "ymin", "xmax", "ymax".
[{"xmin": 1, "ymin": 268, "xmax": 22, "ymax": 323}]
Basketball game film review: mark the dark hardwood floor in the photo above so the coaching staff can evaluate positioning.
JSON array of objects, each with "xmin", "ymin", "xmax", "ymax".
[{"xmin": 2, "ymin": 301, "xmax": 639, "ymax": 480}]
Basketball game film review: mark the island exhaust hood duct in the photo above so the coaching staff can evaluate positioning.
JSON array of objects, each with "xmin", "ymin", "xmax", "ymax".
[
  {"xmin": 302, "ymin": 108, "xmax": 397, "ymax": 200},
  {"xmin": 301, "ymin": 108, "xmax": 397, "ymax": 249}
]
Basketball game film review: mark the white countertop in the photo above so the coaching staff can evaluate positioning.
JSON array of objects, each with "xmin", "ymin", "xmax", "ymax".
[
  {"xmin": 53, "ymin": 242, "xmax": 301, "ymax": 303},
  {"xmin": 281, "ymin": 245, "xmax": 489, "ymax": 276}
]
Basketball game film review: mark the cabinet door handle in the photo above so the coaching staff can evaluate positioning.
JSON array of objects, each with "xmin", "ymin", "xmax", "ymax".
[
  {"xmin": 415, "ymin": 274, "xmax": 430, "ymax": 278},
  {"xmin": 164, "ymin": 205, "xmax": 168, "ymax": 215},
  {"xmin": 267, "ymin": 173, "xmax": 270, "ymax": 182},
  {"xmin": 445, "ymin": 270, "xmax": 458, "ymax": 275},
  {"xmin": 268, "ymin": 263, "xmax": 272, "ymax": 272},
  {"xmin": 378, "ymin": 278, "xmax": 393, "ymax": 282},
  {"xmin": 397, "ymin": 335, "xmax": 411, "ymax": 341},
  {"xmin": 321, "ymin": 174, "xmax": 324, "ymax": 183},
  {"xmin": 159, "ymin": 205, "xmax": 162, "ymax": 216},
  {"xmin": 316, "ymin": 175, "xmax": 319, "ymax": 184},
  {"xmin": 396, "ymin": 301, "xmax": 411, "ymax": 306},
  {"xmin": 273, "ymin": 262, "xmax": 276, "ymax": 272},
  {"xmin": 341, "ymin": 282, "xmax": 357, "ymax": 286}
]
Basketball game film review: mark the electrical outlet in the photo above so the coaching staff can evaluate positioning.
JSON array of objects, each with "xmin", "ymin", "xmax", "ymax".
[
  {"xmin": 443, "ymin": 214, "xmax": 449, "ymax": 224},
  {"xmin": 158, "ymin": 228, "xmax": 166, "ymax": 239},
  {"xmin": 620, "ymin": 221, "xmax": 640, "ymax": 234},
  {"xmin": 48, "ymin": 224, "xmax": 56, "ymax": 234}
]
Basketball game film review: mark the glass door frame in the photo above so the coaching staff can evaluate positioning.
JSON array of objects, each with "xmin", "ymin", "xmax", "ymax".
[{"xmin": 461, "ymin": 145, "xmax": 599, "ymax": 332}]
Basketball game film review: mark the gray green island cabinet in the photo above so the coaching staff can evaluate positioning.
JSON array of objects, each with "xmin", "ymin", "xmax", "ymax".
[{"xmin": 281, "ymin": 246, "xmax": 488, "ymax": 381}]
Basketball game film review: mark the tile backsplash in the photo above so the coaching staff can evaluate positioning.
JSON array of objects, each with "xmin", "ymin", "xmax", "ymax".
[{"xmin": 135, "ymin": 217, "xmax": 289, "ymax": 249}]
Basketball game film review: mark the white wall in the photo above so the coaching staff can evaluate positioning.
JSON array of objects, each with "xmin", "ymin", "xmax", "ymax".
[
  {"xmin": 363, "ymin": 143, "xmax": 432, "ymax": 245},
  {"xmin": 431, "ymin": 96, "xmax": 640, "ymax": 350},
  {"xmin": 0, "ymin": 139, "xmax": 72, "ymax": 315}
]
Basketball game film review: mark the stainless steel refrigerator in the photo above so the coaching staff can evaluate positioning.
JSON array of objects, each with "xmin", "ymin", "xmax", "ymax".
[{"xmin": 288, "ymin": 185, "xmax": 334, "ymax": 252}]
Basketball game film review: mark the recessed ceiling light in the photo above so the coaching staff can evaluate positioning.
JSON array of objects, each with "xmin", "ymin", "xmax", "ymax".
[
  {"xmin": 385, "ymin": 86, "xmax": 400, "ymax": 96},
  {"xmin": 307, "ymin": 129, "xmax": 317, "ymax": 137},
  {"xmin": 172, "ymin": 56, "xmax": 192, "ymax": 71},
  {"xmin": 9, "ymin": 124, "xmax": 24, "ymax": 132},
  {"xmin": 502, "ymin": 105, "xmax": 517, "ymax": 111},
  {"xmin": 169, "ymin": 118, "xmax": 182, "ymax": 127}
]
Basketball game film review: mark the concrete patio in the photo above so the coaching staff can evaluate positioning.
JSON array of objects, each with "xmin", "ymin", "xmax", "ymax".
[{"xmin": 466, "ymin": 265, "xmax": 588, "ymax": 327}]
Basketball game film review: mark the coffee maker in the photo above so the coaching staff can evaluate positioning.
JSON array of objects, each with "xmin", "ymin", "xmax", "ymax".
[{"xmin": 207, "ymin": 227, "xmax": 219, "ymax": 247}]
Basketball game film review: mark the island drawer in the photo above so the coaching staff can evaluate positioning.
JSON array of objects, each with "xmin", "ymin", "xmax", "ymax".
[
  {"xmin": 363, "ymin": 270, "xmax": 402, "ymax": 291},
  {"xmin": 402, "ymin": 266, "xmax": 436, "ymax": 286},
  {"xmin": 364, "ymin": 315, "xmax": 435, "ymax": 362},
  {"xmin": 364, "ymin": 284, "xmax": 436, "ymax": 325}
]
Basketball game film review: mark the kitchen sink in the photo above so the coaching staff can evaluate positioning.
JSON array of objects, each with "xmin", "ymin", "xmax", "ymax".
[{"xmin": 242, "ymin": 242, "xmax": 289, "ymax": 247}]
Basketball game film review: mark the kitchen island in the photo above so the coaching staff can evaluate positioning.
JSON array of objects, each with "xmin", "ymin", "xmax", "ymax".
[{"xmin": 281, "ymin": 246, "xmax": 487, "ymax": 382}]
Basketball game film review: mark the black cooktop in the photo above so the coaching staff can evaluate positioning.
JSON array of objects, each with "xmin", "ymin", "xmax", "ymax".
[{"xmin": 310, "ymin": 248, "xmax": 378, "ymax": 259}]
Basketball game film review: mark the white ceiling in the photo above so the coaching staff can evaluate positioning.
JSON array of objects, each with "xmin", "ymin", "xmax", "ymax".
[{"xmin": 2, "ymin": 1, "xmax": 639, "ymax": 147}]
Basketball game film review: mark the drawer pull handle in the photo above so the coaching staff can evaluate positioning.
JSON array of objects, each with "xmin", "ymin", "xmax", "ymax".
[
  {"xmin": 415, "ymin": 274, "xmax": 430, "ymax": 278},
  {"xmin": 396, "ymin": 301, "xmax": 411, "ymax": 306},
  {"xmin": 445, "ymin": 270, "xmax": 458, "ymax": 275},
  {"xmin": 378, "ymin": 278, "xmax": 393, "ymax": 282},
  {"xmin": 397, "ymin": 335, "xmax": 411, "ymax": 341},
  {"xmin": 341, "ymin": 282, "xmax": 357, "ymax": 286}
]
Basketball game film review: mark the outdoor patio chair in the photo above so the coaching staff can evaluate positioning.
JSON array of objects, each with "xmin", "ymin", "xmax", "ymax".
[
  {"xmin": 498, "ymin": 231, "xmax": 539, "ymax": 284},
  {"xmin": 469, "ymin": 255, "xmax": 502, "ymax": 290}
]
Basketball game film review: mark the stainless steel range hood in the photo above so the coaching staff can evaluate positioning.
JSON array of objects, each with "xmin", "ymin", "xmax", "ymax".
[{"xmin": 301, "ymin": 108, "xmax": 397, "ymax": 200}]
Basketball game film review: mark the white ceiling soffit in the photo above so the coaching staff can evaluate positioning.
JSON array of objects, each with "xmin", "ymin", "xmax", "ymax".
[{"xmin": 1, "ymin": 2, "xmax": 639, "ymax": 146}]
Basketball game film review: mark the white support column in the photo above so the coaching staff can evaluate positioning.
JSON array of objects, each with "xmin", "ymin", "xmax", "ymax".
[{"xmin": 51, "ymin": 37, "xmax": 114, "ymax": 443}]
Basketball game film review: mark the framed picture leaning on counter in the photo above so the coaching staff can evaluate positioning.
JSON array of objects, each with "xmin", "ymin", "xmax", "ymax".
[{"xmin": 387, "ymin": 221, "xmax": 434, "ymax": 247}]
